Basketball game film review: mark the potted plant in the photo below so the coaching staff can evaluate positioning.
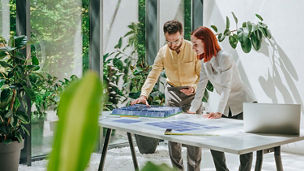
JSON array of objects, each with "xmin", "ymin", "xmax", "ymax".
[{"xmin": 0, "ymin": 35, "xmax": 37, "ymax": 170}]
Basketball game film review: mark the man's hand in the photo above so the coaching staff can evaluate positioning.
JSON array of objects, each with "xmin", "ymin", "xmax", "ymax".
[
  {"xmin": 130, "ymin": 95, "xmax": 149, "ymax": 106},
  {"xmin": 180, "ymin": 87, "xmax": 195, "ymax": 96},
  {"xmin": 203, "ymin": 112, "xmax": 222, "ymax": 119}
]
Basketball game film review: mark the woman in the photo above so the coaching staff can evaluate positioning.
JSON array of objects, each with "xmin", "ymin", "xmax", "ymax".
[{"xmin": 187, "ymin": 26, "xmax": 256, "ymax": 171}]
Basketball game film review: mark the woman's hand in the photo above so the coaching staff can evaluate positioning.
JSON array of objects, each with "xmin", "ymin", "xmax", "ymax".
[
  {"xmin": 186, "ymin": 110, "xmax": 196, "ymax": 114},
  {"xmin": 203, "ymin": 112, "xmax": 222, "ymax": 119}
]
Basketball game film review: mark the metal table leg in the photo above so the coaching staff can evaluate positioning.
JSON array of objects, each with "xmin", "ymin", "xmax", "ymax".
[
  {"xmin": 127, "ymin": 132, "xmax": 139, "ymax": 171},
  {"xmin": 98, "ymin": 128, "xmax": 112, "ymax": 171},
  {"xmin": 255, "ymin": 150, "xmax": 263, "ymax": 171},
  {"xmin": 274, "ymin": 146, "xmax": 283, "ymax": 171}
]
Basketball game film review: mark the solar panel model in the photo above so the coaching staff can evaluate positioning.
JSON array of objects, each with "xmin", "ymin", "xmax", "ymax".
[{"xmin": 111, "ymin": 104, "xmax": 182, "ymax": 118}]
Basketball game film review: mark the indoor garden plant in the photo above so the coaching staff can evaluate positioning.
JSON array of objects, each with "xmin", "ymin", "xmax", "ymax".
[{"xmin": 0, "ymin": 35, "xmax": 35, "ymax": 170}]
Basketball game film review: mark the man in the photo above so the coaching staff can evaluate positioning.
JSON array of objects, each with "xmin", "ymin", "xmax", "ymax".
[{"xmin": 131, "ymin": 20, "xmax": 202, "ymax": 171}]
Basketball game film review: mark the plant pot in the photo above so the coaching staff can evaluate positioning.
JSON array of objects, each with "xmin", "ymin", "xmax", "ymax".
[
  {"xmin": 0, "ymin": 140, "xmax": 24, "ymax": 171},
  {"xmin": 134, "ymin": 134, "xmax": 159, "ymax": 154}
]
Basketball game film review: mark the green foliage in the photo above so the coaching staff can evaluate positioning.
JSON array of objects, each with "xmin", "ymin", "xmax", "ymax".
[
  {"xmin": 141, "ymin": 161, "xmax": 178, "ymax": 171},
  {"xmin": 82, "ymin": 0, "xmax": 90, "ymax": 73},
  {"xmin": 138, "ymin": 0, "xmax": 146, "ymax": 66},
  {"xmin": 205, "ymin": 13, "xmax": 272, "ymax": 102},
  {"xmin": 125, "ymin": 21, "xmax": 165, "ymax": 106},
  {"xmin": 104, "ymin": 0, "xmax": 165, "ymax": 109},
  {"xmin": 30, "ymin": 72, "xmax": 58, "ymax": 120},
  {"xmin": 47, "ymin": 71, "xmax": 103, "ymax": 171},
  {"xmin": 210, "ymin": 12, "xmax": 272, "ymax": 53},
  {"xmin": 0, "ymin": 34, "xmax": 77, "ymax": 143},
  {"xmin": 9, "ymin": 0, "xmax": 16, "ymax": 33},
  {"xmin": 184, "ymin": 0, "xmax": 191, "ymax": 40},
  {"xmin": 31, "ymin": 73, "xmax": 79, "ymax": 121},
  {"xmin": 103, "ymin": 51, "xmax": 130, "ymax": 111},
  {"xmin": 0, "ymin": 35, "xmax": 32, "ymax": 143}
]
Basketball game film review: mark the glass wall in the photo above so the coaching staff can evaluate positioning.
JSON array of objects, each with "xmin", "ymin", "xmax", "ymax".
[
  {"xmin": 30, "ymin": 0, "xmax": 83, "ymax": 157},
  {"xmin": 1, "ymin": 0, "xmax": 193, "ymax": 160},
  {"xmin": 102, "ymin": 0, "xmax": 138, "ymax": 146}
]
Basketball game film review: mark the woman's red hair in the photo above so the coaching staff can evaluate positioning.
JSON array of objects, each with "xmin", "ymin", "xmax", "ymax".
[{"xmin": 191, "ymin": 26, "xmax": 221, "ymax": 62}]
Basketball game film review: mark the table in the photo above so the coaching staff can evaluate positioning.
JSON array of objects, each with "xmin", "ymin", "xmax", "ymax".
[{"xmin": 98, "ymin": 112, "xmax": 304, "ymax": 171}]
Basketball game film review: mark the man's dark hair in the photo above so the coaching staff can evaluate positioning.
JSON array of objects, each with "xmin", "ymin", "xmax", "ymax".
[{"xmin": 163, "ymin": 20, "xmax": 183, "ymax": 34}]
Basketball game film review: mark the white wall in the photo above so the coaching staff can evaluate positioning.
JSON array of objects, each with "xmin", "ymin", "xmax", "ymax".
[
  {"xmin": 204, "ymin": 0, "xmax": 304, "ymax": 154},
  {"xmin": 159, "ymin": 0, "xmax": 184, "ymax": 47},
  {"xmin": 103, "ymin": 0, "xmax": 138, "ymax": 55}
]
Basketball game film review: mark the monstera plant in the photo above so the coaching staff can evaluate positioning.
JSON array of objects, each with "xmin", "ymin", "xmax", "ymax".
[{"xmin": 202, "ymin": 13, "xmax": 272, "ymax": 102}]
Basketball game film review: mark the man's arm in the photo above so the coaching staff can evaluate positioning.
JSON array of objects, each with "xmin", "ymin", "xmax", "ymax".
[
  {"xmin": 131, "ymin": 49, "xmax": 164, "ymax": 105},
  {"xmin": 140, "ymin": 50, "xmax": 164, "ymax": 98}
]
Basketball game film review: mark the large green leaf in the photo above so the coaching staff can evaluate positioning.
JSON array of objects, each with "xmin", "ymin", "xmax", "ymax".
[
  {"xmin": 224, "ymin": 29, "xmax": 231, "ymax": 36},
  {"xmin": 246, "ymin": 21, "xmax": 253, "ymax": 35},
  {"xmin": 114, "ymin": 37, "xmax": 123, "ymax": 49},
  {"xmin": 237, "ymin": 28, "xmax": 252, "ymax": 53},
  {"xmin": 210, "ymin": 25, "xmax": 218, "ymax": 33},
  {"xmin": 32, "ymin": 55, "xmax": 39, "ymax": 65},
  {"xmin": 255, "ymin": 13, "xmax": 263, "ymax": 21},
  {"xmin": 250, "ymin": 30, "xmax": 263, "ymax": 51},
  {"xmin": 14, "ymin": 35, "xmax": 27, "ymax": 49},
  {"xmin": 260, "ymin": 27, "xmax": 272, "ymax": 39},
  {"xmin": 225, "ymin": 16, "xmax": 230, "ymax": 29},
  {"xmin": 26, "ymin": 65, "xmax": 40, "ymax": 71},
  {"xmin": 17, "ymin": 111, "xmax": 30, "ymax": 124},
  {"xmin": 0, "ymin": 51, "xmax": 7, "ymax": 59},
  {"xmin": 47, "ymin": 71, "xmax": 103, "ymax": 171},
  {"xmin": 0, "ymin": 61, "xmax": 12, "ymax": 68},
  {"xmin": 113, "ymin": 57, "xmax": 123, "ymax": 71},
  {"xmin": 124, "ymin": 30, "xmax": 135, "ymax": 37},
  {"xmin": 103, "ymin": 53, "xmax": 110, "ymax": 63},
  {"xmin": 0, "ymin": 88, "xmax": 13, "ymax": 108},
  {"xmin": 231, "ymin": 12, "xmax": 238, "ymax": 25},
  {"xmin": 24, "ymin": 87, "xmax": 36, "ymax": 100},
  {"xmin": 217, "ymin": 33, "xmax": 225, "ymax": 42},
  {"xmin": 21, "ymin": 125, "xmax": 30, "ymax": 136},
  {"xmin": 229, "ymin": 34, "xmax": 238, "ymax": 49}
]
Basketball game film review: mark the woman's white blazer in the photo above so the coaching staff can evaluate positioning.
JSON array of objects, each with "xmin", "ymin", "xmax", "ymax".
[{"xmin": 189, "ymin": 50, "xmax": 256, "ymax": 116}]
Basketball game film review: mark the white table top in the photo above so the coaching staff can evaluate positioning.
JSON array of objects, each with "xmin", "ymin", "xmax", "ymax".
[{"xmin": 99, "ymin": 112, "xmax": 304, "ymax": 154}]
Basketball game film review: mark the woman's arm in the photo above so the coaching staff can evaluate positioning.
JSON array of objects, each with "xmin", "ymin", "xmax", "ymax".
[{"xmin": 188, "ymin": 62, "xmax": 208, "ymax": 113}]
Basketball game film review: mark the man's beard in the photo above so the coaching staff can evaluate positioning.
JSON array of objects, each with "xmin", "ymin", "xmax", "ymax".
[{"xmin": 169, "ymin": 42, "xmax": 182, "ymax": 52}]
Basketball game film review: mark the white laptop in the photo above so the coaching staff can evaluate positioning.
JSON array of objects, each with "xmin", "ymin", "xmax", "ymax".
[{"xmin": 243, "ymin": 103, "xmax": 301, "ymax": 135}]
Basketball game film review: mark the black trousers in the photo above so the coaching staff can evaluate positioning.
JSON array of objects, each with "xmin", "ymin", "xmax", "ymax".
[{"xmin": 210, "ymin": 112, "xmax": 253, "ymax": 171}]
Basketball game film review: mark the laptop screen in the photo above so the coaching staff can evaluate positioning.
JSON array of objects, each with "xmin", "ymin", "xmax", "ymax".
[{"xmin": 243, "ymin": 103, "xmax": 301, "ymax": 135}]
